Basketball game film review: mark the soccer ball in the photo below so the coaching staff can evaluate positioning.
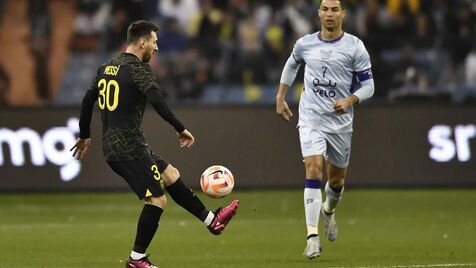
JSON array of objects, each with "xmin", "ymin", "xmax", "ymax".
[{"xmin": 200, "ymin": 165, "xmax": 234, "ymax": 198}]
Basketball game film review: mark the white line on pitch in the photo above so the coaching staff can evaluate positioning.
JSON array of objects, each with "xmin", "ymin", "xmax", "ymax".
[{"xmin": 328, "ymin": 263, "xmax": 476, "ymax": 268}]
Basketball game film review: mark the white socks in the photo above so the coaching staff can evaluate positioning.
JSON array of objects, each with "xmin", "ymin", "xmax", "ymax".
[
  {"xmin": 203, "ymin": 211, "xmax": 215, "ymax": 226},
  {"xmin": 304, "ymin": 179, "xmax": 345, "ymax": 237},
  {"xmin": 324, "ymin": 181, "xmax": 344, "ymax": 214},
  {"xmin": 130, "ymin": 251, "xmax": 146, "ymax": 260},
  {"xmin": 304, "ymin": 180, "xmax": 322, "ymax": 237}
]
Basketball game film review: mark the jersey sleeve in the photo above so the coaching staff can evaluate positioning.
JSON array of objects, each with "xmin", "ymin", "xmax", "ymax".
[
  {"xmin": 130, "ymin": 63, "xmax": 186, "ymax": 133},
  {"xmin": 292, "ymin": 37, "xmax": 305, "ymax": 64},
  {"xmin": 353, "ymin": 39, "xmax": 373, "ymax": 82},
  {"xmin": 79, "ymin": 72, "xmax": 99, "ymax": 139},
  {"xmin": 353, "ymin": 39, "xmax": 372, "ymax": 72},
  {"xmin": 146, "ymin": 89, "xmax": 185, "ymax": 133},
  {"xmin": 130, "ymin": 63, "xmax": 161, "ymax": 94}
]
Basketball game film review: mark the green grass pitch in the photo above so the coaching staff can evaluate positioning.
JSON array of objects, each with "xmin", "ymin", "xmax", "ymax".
[{"xmin": 1, "ymin": 189, "xmax": 475, "ymax": 268}]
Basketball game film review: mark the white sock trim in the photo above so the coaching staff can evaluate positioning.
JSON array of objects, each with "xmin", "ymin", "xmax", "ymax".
[
  {"xmin": 204, "ymin": 211, "xmax": 215, "ymax": 226},
  {"xmin": 130, "ymin": 251, "xmax": 146, "ymax": 260},
  {"xmin": 307, "ymin": 225, "xmax": 318, "ymax": 236}
]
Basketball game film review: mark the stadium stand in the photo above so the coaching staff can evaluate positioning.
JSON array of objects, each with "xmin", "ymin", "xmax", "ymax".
[{"xmin": 0, "ymin": 0, "xmax": 475, "ymax": 106}]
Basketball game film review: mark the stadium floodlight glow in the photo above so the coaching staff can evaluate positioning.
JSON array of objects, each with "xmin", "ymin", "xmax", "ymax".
[
  {"xmin": 0, "ymin": 118, "xmax": 81, "ymax": 181},
  {"xmin": 428, "ymin": 124, "xmax": 476, "ymax": 162}
]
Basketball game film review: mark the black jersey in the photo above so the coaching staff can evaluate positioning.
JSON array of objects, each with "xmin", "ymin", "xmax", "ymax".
[{"xmin": 78, "ymin": 53, "xmax": 185, "ymax": 161}]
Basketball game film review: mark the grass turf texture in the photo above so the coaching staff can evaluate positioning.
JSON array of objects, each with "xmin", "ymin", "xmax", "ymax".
[{"xmin": 0, "ymin": 190, "xmax": 475, "ymax": 268}]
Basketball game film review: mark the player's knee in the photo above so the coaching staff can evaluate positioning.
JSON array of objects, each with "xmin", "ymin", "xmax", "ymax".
[
  {"xmin": 305, "ymin": 162, "xmax": 323, "ymax": 179},
  {"xmin": 146, "ymin": 195, "xmax": 167, "ymax": 209},
  {"xmin": 329, "ymin": 177, "xmax": 345, "ymax": 188},
  {"xmin": 161, "ymin": 165, "xmax": 180, "ymax": 186}
]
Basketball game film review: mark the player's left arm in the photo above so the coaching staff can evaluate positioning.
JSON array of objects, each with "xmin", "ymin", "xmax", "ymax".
[
  {"xmin": 71, "ymin": 74, "xmax": 99, "ymax": 159},
  {"xmin": 334, "ymin": 78, "xmax": 374, "ymax": 114},
  {"xmin": 334, "ymin": 39, "xmax": 374, "ymax": 114}
]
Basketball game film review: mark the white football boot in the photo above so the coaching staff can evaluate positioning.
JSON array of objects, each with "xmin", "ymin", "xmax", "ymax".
[
  {"xmin": 321, "ymin": 207, "xmax": 338, "ymax": 241},
  {"xmin": 303, "ymin": 235, "xmax": 321, "ymax": 259}
]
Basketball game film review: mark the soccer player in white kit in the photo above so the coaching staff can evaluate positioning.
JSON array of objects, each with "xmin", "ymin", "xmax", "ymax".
[{"xmin": 276, "ymin": 0, "xmax": 375, "ymax": 259}]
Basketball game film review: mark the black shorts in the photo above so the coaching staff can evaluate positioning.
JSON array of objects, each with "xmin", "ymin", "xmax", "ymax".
[{"xmin": 107, "ymin": 151, "xmax": 169, "ymax": 200}]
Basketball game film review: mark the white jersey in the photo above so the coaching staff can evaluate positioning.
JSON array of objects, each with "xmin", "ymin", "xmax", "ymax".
[{"xmin": 293, "ymin": 32, "xmax": 372, "ymax": 133}]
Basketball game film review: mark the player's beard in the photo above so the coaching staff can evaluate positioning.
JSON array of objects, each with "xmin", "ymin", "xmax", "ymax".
[{"xmin": 142, "ymin": 49, "xmax": 153, "ymax": 63}]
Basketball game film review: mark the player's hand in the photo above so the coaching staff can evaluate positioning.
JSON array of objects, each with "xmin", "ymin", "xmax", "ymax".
[
  {"xmin": 70, "ymin": 138, "xmax": 91, "ymax": 160},
  {"xmin": 276, "ymin": 98, "xmax": 293, "ymax": 121},
  {"xmin": 177, "ymin": 129, "xmax": 195, "ymax": 148},
  {"xmin": 333, "ymin": 98, "xmax": 353, "ymax": 114}
]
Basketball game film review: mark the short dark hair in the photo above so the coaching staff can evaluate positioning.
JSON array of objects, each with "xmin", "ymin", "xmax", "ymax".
[
  {"xmin": 319, "ymin": 0, "xmax": 345, "ymax": 9},
  {"xmin": 127, "ymin": 20, "xmax": 159, "ymax": 44}
]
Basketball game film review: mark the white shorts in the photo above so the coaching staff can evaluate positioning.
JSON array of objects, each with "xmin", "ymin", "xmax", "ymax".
[{"xmin": 298, "ymin": 125, "xmax": 352, "ymax": 168}]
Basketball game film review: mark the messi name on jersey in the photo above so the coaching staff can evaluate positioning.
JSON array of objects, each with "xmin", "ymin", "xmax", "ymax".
[{"xmin": 104, "ymin": 65, "xmax": 121, "ymax": 76}]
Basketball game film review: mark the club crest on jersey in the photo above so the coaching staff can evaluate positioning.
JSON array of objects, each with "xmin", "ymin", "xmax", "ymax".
[{"xmin": 320, "ymin": 49, "xmax": 333, "ymax": 61}]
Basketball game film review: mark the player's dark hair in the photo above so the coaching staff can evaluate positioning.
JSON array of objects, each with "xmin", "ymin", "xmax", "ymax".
[
  {"xmin": 127, "ymin": 20, "xmax": 159, "ymax": 44},
  {"xmin": 318, "ymin": 0, "xmax": 345, "ymax": 9}
]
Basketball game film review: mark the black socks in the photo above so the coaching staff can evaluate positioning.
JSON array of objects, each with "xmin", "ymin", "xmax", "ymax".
[
  {"xmin": 133, "ymin": 204, "xmax": 163, "ymax": 253},
  {"xmin": 133, "ymin": 178, "xmax": 210, "ymax": 253},
  {"xmin": 166, "ymin": 178, "xmax": 210, "ymax": 221}
]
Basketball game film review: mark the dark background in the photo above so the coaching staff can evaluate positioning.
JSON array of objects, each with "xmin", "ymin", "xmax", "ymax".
[{"xmin": 1, "ymin": 104, "xmax": 474, "ymax": 191}]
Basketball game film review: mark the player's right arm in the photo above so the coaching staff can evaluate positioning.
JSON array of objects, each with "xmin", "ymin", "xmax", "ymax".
[
  {"xmin": 146, "ymin": 90, "xmax": 195, "ymax": 148},
  {"xmin": 133, "ymin": 64, "xmax": 194, "ymax": 148},
  {"xmin": 276, "ymin": 83, "xmax": 293, "ymax": 121},
  {"xmin": 71, "ymin": 73, "xmax": 99, "ymax": 159},
  {"xmin": 276, "ymin": 39, "xmax": 303, "ymax": 121}
]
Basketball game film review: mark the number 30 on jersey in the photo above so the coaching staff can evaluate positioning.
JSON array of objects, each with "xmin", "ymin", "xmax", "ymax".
[{"xmin": 98, "ymin": 78, "xmax": 120, "ymax": 111}]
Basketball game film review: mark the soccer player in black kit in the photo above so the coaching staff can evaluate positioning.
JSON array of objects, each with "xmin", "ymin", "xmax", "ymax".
[{"xmin": 70, "ymin": 20, "xmax": 239, "ymax": 268}]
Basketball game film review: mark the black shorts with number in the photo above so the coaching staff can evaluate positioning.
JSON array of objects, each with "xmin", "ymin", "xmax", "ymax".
[{"xmin": 107, "ymin": 151, "xmax": 169, "ymax": 200}]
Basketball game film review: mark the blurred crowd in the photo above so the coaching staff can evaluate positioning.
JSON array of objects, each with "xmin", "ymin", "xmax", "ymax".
[
  {"xmin": 1, "ymin": 0, "xmax": 476, "ymax": 105},
  {"xmin": 71, "ymin": 0, "xmax": 317, "ymax": 100}
]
